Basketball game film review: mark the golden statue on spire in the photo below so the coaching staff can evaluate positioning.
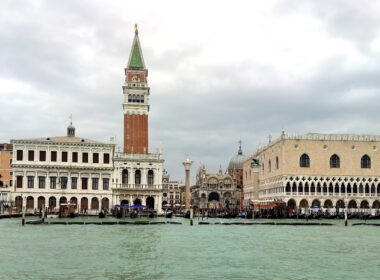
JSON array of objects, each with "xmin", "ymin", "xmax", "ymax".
[{"xmin": 134, "ymin": 23, "xmax": 138, "ymax": 35}]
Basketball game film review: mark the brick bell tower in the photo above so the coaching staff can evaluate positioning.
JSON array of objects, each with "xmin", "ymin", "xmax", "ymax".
[{"xmin": 123, "ymin": 24, "xmax": 149, "ymax": 154}]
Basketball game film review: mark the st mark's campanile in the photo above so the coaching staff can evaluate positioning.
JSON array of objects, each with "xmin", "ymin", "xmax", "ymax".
[{"xmin": 123, "ymin": 25, "xmax": 149, "ymax": 154}]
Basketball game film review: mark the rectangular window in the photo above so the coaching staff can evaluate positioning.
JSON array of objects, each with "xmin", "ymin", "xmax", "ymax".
[
  {"xmin": 16, "ymin": 176, "xmax": 23, "ymax": 188},
  {"xmin": 50, "ymin": 177, "xmax": 56, "ymax": 189},
  {"xmin": 27, "ymin": 176, "xmax": 34, "ymax": 188},
  {"xmin": 71, "ymin": 177, "xmax": 77, "ymax": 189},
  {"xmin": 10, "ymin": 180, "xmax": 12, "ymax": 187},
  {"xmin": 38, "ymin": 176, "xmax": 45, "ymax": 189},
  {"xmin": 28, "ymin": 150, "xmax": 34, "ymax": 161},
  {"xmin": 93, "ymin": 153, "xmax": 99, "ymax": 163},
  {"xmin": 103, "ymin": 178, "xmax": 109, "ymax": 190},
  {"xmin": 72, "ymin": 152, "xmax": 78, "ymax": 163},
  {"xmin": 92, "ymin": 178, "xmax": 98, "ymax": 190},
  {"xmin": 51, "ymin": 151, "xmax": 57, "ymax": 162},
  {"xmin": 82, "ymin": 178, "xmax": 88, "ymax": 189},
  {"xmin": 62, "ymin": 151, "xmax": 68, "ymax": 162},
  {"xmin": 61, "ymin": 177, "xmax": 68, "ymax": 189},
  {"xmin": 82, "ymin": 152, "xmax": 88, "ymax": 163},
  {"xmin": 17, "ymin": 150, "xmax": 23, "ymax": 161},
  {"xmin": 103, "ymin": 153, "xmax": 110, "ymax": 164},
  {"xmin": 39, "ymin": 151, "xmax": 46, "ymax": 161},
  {"xmin": 9, "ymin": 159, "xmax": 12, "ymax": 165}
]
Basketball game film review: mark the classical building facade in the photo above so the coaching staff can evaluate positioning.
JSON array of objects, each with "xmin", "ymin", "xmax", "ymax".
[
  {"xmin": 10, "ymin": 124, "xmax": 114, "ymax": 213},
  {"xmin": 192, "ymin": 165, "xmax": 239, "ymax": 210},
  {"xmin": 243, "ymin": 132, "xmax": 380, "ymax": 211},
  {"xmin": 112, "ymin": 25, "xmax": 164, "ymax": 214}
]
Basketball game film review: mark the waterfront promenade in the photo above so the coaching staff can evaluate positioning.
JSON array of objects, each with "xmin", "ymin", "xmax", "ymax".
[{"xmin": 0, "ymin": 217, "xmax": 379, "ymax": 279}]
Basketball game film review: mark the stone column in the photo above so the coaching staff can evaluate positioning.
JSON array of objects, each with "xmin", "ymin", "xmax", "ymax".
[
  {"xmin": 183, "ymin": 155, "xmax": 193, "ymax": 211},
  {"xmin": 130, "ymin": 168, "xmax": 135, "ymax": 187},
  {"xmin": 142, "ymin": 168, "xmax": 147, "ymax": 187},
  {"xmin": 157, "ymin": 194, "xmax": 162, "ymax": 214}
]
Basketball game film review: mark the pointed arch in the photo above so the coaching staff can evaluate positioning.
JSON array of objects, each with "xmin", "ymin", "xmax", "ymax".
[
  {"xmin": 285, "ymin": 182, "xmax": 291, "ymax": 193},
  {"xmin": 365, "ymin": 184, "xmax": 370, "ymax": 195},
  {"xmin": 292, "ymin": 182, "xmax": 297, "ymax": 193},
  {"xmin": 330, "ymin": 154, "xmax": 340, "ymax": 168},
  {"xmin": 324, "ymin": 199, "xmax": 333, "ymax": 208},
  {"xmin": 353, "ymin": 183, "xmax": 358, "ymax": 194},
  {"xmin": 361, "ymin": 155, "xmax": 371, "ymax": 168},
  {"xmin": 311, "ymin": 199, "xmax": 321, "ymax": 207},
  {"xmin": 340, "ymin": 183, "xmax": 346, "ymax": 195},
  {"xmin": 287, "ymin": 199, "xmax": 296, "ymax": 210},
  {"xmin": 348, "ymin": 200, "xmax": 357, "ymax": 208},
  {"xmin": 300, "ymin": 154, "xmax": 310, "ymax": 168},
  {"xmin": 299, "ymin": 199, "xmax": 309, "ymax": 208},
  {"xmin": 360, "ymin": 200, "xmax": 369, "ymax": 209}
]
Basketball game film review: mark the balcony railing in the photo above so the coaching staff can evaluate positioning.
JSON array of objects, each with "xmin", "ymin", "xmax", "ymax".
[{"xmin": 120, "ymin": 184, "xmax": 160, "ymax": 189}]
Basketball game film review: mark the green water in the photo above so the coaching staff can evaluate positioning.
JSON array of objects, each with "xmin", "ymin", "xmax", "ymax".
[{"xmin": 0, "ymin": 218, "xmax": 379, "ymax": 280}]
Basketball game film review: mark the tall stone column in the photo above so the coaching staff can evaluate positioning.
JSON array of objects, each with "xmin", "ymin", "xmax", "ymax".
[{"xmin": 182, "ymin": 155, "xmax": 193, "ymax": 211}]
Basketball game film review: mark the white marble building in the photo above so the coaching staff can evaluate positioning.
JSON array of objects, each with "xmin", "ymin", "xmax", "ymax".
[
  {"xmin": 112, "ymin": 152, "xmax": 164, "ymax": 213},
  {"xmin": 10, "ymin": 124, "xmax": 114, "ymax": 214}
]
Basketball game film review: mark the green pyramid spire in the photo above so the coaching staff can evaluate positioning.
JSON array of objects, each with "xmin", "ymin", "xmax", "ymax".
[{"xmin": 128, "ymin": 26, "xmax": 145, "ymax": 69}]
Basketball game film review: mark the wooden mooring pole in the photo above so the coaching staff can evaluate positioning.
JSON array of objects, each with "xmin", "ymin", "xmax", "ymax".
[
  {"xmin": 22, "ymin": 207, "xmax": 25, "ymax": 226},
  {"xmin": 344, "ymin": 207, "xmax": 348, "ymax": 227}
]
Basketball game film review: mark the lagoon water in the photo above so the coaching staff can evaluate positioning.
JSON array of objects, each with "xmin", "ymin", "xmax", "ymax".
[{"xmin": 0, "ymin": 217, "xmax": 379, "ymax": 280}]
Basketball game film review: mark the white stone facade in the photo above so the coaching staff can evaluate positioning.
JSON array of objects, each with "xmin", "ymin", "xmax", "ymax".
[
  {"xmin": 112, "ymin": 152, "xmax": 164, "ymax": 214},
  {"xmin": 10, "ymin": 133, "xmax": 114, "ymax": 214},
  {"xmin": 243, "ymin": 132, "xmax": 380, "ymax": 212}
]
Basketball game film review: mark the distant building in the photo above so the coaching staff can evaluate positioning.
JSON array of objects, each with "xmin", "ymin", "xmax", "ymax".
[
  {"xmin": 227, "ymin": 142, "xmax": 245, "ymax": 210},
  {"xmin": 0, "ymin": 143, "xmax": 13, "ymax": 188},
  {"xmin": 10, "ymin": 124, "xmax": 114, "ymax": 213},
  {"xmin": 162, "ymin": 170, "xmax": 182, "ymax": 211},
  {"xmin": 243, "ymin": 132, "xmax": 380, "ymax": 211},
  {"xmin": 0, "ymin": 143, "xmax": 12, "ymax": 211},
  {"xmin": 191, "ymin": 165, "xmax": 239, "ymax": 211}
]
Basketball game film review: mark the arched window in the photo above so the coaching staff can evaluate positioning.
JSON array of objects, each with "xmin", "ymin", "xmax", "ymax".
[
  {"xmin": 135, "ymin": 170, "xmax": 141, "ymax": 185},
  {"xmin": 330, "ymin": 154, "xmax": 340, "ymax": 168},
  {"xmin": 128, "ymin": 94, "xmax": 132, "ymax": 102},
  {"xmin": 361, "ymin": 155, "xmax": 371, "ymax": 168},
  {"xmin": 268, "ymin": 160, "xmax": 271, "ymax": 172},
  {"xmin": 300, "ymin": 154, "xmax": 310, "ymax": 168},
  {"xmin": 147, "ymin": 170, "xmax": 154, "ymax": 185},
  {"xmin": 275, "ymin": 156, "xmax": 279, "ymax": 169}
]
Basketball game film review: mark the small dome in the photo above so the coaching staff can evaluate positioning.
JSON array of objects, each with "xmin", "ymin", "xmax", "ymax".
[
  {"xmin": 228, "ymin": 143, "xmax": 245, "ymax": 170},
  {"xmin": 67, "ymin": 122, "xmax": 75, "ymax": 137}
]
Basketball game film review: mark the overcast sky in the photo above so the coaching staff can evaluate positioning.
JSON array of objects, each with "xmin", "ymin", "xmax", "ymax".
[{"xmin": 1, "ymin": 0, "xmax": 380, "ymax": 182}]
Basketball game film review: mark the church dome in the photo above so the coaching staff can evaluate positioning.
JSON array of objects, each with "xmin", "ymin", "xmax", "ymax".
[{"xmin": 228, "ymin": 143, "xmax": 245, "ymax": 170}]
